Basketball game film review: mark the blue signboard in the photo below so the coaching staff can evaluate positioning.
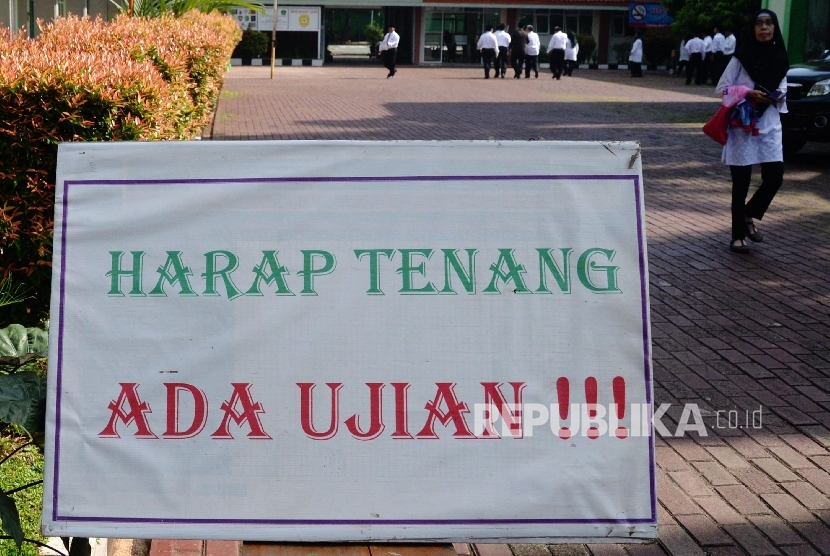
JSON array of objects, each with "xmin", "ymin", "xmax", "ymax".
[{"xmin": 628, "ymin": 3, "xmax": 674, "ymax": 27}]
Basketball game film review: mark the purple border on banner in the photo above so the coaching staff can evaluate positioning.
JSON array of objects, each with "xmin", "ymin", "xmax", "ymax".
[{"xmin": 52, "ymin": 174, "xmax": 655, "ymax": 526}]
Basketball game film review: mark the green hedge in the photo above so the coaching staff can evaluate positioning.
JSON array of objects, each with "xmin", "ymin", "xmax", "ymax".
[{"xmin": 0, "ymin": 13, "xmax": 241, "ymax": 325}]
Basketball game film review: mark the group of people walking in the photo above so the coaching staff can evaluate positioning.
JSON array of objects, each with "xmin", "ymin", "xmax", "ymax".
[
  {"xmin": 679, "ymin": 25, "xmax": 736, "ymax": 85},
  {"xmin": 476, "ymin": 24, "xmax": 579, "ymax": 80}
]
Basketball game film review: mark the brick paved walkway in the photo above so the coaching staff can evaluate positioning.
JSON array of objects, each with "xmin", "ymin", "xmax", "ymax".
[{"xmin": 213, "ymin": 66, "xmax": 830, "ymax": 556}]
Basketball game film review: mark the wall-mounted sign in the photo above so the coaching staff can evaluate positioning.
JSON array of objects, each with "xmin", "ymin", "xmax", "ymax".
[
  {"xmin": 254, "ymin": 5, "xmax": 320, "ymax": 32},
  {"xmin": 43, "ymin": 141, "xmax": 656, "ymax": 542},
  {"xmin": 628, "ymin": 3, "xmax": 674, "ymax": 27}
]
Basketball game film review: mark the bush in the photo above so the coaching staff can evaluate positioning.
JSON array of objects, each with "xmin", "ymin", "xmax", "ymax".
[
  {"xmin": 612, "ymin": 41, "xmax": 632, "ymax": 65},
  {"xmin": 232, "ymin": 28, "xmax": 269, "ymax": 58},
  {"xmin": 0, "ymin": 13, "xmax": 241, "ymax": 325},
  {"xmin": 575, "ymin": 33, "xmax": 596, "ymax": 64},
  {"xmin": 643, "ymin": 28, "xmax": 676, "ymax": 66}
]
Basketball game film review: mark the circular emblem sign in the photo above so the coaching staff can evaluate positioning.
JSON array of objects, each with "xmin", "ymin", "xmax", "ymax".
[
  {"xmin": 299, "ymin": 14, "xmax": 311, "ymax": 27},
  {"xmin": 631, "ymin": 4, "xmax": 647, "ymax": 21}
]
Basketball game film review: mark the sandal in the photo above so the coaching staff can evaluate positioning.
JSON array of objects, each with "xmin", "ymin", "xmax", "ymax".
[
  {"xmin": 730, "ymin": 239, "xmax": 750, "ymax": 253},
  {"xmin": 745, "ymin": 219, "xmax": 763, "ymax": 243}
]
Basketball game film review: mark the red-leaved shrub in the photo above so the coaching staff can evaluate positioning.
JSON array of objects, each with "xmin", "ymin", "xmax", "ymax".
[{"xmin": 0, "ymin": 13, "xmax": 240, "ymax": 325}]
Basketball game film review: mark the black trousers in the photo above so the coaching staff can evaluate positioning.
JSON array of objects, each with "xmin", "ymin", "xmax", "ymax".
[
  {"xmin": 629, "ymin": 61, "xmax": 642, "ymax": 77},
  {"xmin": 700, "ymin": 54, "xmax": 710, "ymax": 84},
  {"xmin": 686, "ymin": 53, "xmax": 702, "ymax": 84},
  {"xmin": 730, "ymin": 162, "xmax": 784, "ymax": 239},
  {"xmin": 564, "ymin": 59, "xmax": 576, "ymax": 76},
  {"xmin": 712, "ymin": 52, "xmax": 726, "ymax": 84},
  {"xmin": 481, "ymin": 48, "xmax": 496, "ymax": 77},
  {"xmin": 550, "ymin": 49, "xmax": 565, "ymax": 78},
  {"xmin": 524, "ymin": 55, "xmax": 538, "ymax": 78},
  {"xmin": 381, "ymin": 48, "xmax": 397, "ymax": 74},
  {"xmin": 497, "ymin": 46, "xmax": 508, "ymax": 76},
  {"xmin": 511, "ymin": 52, "xmax": 525, "ymax": 77}
]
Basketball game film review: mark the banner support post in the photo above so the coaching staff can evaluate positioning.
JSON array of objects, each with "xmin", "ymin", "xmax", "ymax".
[{"xmin": 270, "ymin": 0, "xmax": 277, "ymax": 79}]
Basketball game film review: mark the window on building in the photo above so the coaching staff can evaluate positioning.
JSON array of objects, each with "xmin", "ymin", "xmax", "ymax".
[
  {"xmin": 579, "ymin": 14, "xmax": 593, "ymax": 34},
  {"xmin": 612, "ymin": 13, "xmax": 634, "ymax": 36},
  {"xmin": 535, "ymin": 14, "xmax": 550, "ymax": 34},
  {"xmin": 612, "ymin": 14, "xmax": 625, "ymax": 36}
]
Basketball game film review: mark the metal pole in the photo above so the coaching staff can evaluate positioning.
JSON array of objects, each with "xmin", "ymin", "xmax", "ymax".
[
  {"xmin": 270, "ymin": 1, "xmax": 277, "ymax": 78},
  {"xmin": 9, "ymin": 0, "xmax": 14, "ymax": 39}
]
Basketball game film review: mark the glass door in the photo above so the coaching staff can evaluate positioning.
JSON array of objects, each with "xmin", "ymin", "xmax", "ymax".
[{"xmin": 424, "ymin": 9, "xmax": 443, "ymax": 63}]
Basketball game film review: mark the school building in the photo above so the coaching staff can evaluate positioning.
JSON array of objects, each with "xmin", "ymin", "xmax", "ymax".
[
  {"xmin": 4, "ymin": 0, "xmax": 644, "ymax": 66},
  {"xmin": 240, "ymin": 0, "xmax": 640, "ymax": 66}
]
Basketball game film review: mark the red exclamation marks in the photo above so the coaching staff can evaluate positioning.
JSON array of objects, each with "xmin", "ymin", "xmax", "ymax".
[
  {"xmin": 556, "ymin": 377, "xmax": 571, "ymax": 439},
  {"xmin": 585, "ymin": 376, "xmax": 599, "ymax": 439},
  {"xmin": 613, "ymin": 376, "xmax": 628, "ymax": 439}
]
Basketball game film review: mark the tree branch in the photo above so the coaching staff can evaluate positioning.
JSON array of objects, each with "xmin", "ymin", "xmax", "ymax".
[
  {"xmin": 0, "ymin": 440, "xmax": 33, "ymax": 466},
  {"xmin": 4, "ymin": 480, "xmax": 43, "ymax": 495}
]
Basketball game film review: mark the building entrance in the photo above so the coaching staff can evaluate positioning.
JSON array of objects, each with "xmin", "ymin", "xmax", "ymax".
[{"xmin": 424, "ymin": 8, "xmax": 500, "ymax": 64}]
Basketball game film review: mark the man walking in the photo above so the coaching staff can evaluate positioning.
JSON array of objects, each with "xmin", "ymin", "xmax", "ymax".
[
  {"xmin": 547, "ymin": 26, "xmax": 567, "ymax": 79},
  {"xmin": 494, "ymin": 24, "xmax": 511, "ymax": 78},
  {"xmin": 700, "ymin": 30, "xmax": 713, "ymax": 85},
  {"xmin": 711, "ymin": 25, "xmax": 726, "ymax": 84},
  {"xmin": 477, "ymin": 25, "xmax": 498, "ymax": 79},
  {"xmin": 524, "ymin": 25, "xmax": 540, "ymax": 79},
  {"xmin": 684, "ymin": 31, "xmax": 704, "ymax": 85},
  {"xmin": 723, "ymin": 27, "xmax": 736, "ymax": 70},
  {"xmin": 509, "ymin": 25, "xmax": 527, "ymax": 79},
  {"xmin": 378, "ymin": 25, "xmax": 400, "ymax": 78}
]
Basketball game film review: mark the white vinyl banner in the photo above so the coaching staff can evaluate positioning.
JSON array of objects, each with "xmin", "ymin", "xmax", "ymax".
[{"xmin": 44, "ymin": 141, "xmax": 656, "ymax": 542}]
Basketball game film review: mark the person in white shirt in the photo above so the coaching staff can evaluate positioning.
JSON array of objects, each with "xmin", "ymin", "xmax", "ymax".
[
  {"xmin": 723, "ymin": 27, "xmax": 736, "ymax": 64},
  {"xmin": 716, "ymin": 9, "xmax": 789, "ymax": 254},
  {"xmin": 684, "ymin": 32, "xmax": 704, "ymax": 85},
  {"xmin": 701, "ymin": 32, "xmax": 713, "ymax": 84},
  {"xmin": 476, "ymin": 25, "xmax": 498, "ymax": 79},
  {"xmin": 676, "ymin": 37, "xmax": 690, "ymax": 75},
  {"xmin": 629, "ymin": 30, "xmax": 644, "ymax": 77},
  {"xmin": 524, "ymin": 25, "xmax": 540, "ymax": 78},
  {"xmin": 711, "ymin": 25, "xmax": 726, "ymax": 83},
  {"xmin": 564, "ymin": 32, "xmax": 579, "ymax": 76},
  {"xmin": 547, "ymin": 26, "xmax": 568, "ymax": 79},
  {"xmin": 378, "ymin": 26, "xmax": 400, "ymax": 78},
  {"xmin": 494, "ymin": 24, "xmax": 511, "ymax": 78}
]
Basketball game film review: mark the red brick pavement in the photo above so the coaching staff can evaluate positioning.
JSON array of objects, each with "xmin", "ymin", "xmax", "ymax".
[{"xmin": 209, "ymin": 65, "xmax": 830, "ymax": 555}]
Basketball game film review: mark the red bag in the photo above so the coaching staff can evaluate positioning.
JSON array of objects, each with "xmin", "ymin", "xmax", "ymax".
[{"xmin": 702, "ymin": 105, "xmax": 730, "ymax": 145}]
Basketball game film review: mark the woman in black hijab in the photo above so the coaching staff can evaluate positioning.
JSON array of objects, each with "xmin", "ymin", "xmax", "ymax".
[{"xmin": 716, "ymin": 9, "xmax": 789, "ymax": 254}]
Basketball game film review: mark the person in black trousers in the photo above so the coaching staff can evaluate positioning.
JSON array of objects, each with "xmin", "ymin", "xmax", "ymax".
[
  {"xmin": 378, "ymin": 26, "xmax": 400, "ymax": 78},
  {"xmin": 509, "ymin": 26, "xmax": 527, "ymax": 79}
]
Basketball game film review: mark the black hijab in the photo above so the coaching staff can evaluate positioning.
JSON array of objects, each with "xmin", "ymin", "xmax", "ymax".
[{"xmin": 734, "ymin": 9, "xmax": 789, "ymax": 95}]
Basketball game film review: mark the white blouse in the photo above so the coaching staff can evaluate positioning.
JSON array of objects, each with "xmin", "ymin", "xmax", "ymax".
[
  {"xmin": 565, "ymin": 42, "xmax": 579, "ymax": 61},
  {"xmin": 629, "ymin": 38, "xmax": 643, "ymax": 63},
  {"xmin": 715, "ymin": 57, "xmax": 788, "ymax": 166}
]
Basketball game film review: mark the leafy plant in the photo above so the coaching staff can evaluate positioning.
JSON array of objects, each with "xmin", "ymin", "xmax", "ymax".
[
  {"xmin": 0, "ymin": 324, "xmax": 52, "ymax": 555},
  {"xmin": 661, "ymin": 0, "xmax": 761, "ymax": 38},
  {"xmin": 612, "ymin": 41, "xmax": 632, "ymax": 65},
  {"xmin": 575, "ymin": 33, "xmax": 596, "ymax": 64},
  {"xmin": 643, "ymin": 28, "xmax": 676, "ymax": 66},
  {"xmin": 108, "ymin": 0, "xmax": 264, "ymax": 18},
  {"xmin": 364, "ymin": 22, "xmax": 384, "ymax": 52},
  {"xmin": 0, "ymin": 13, "xmax": 241, "ymax": 326},
  {"xmin": 232, "ymin": 29, "xmax": 268, "ymax": 58},
  {"xmin": 0, "ymin": 277, "xmax": 32, "ymax": 313}
]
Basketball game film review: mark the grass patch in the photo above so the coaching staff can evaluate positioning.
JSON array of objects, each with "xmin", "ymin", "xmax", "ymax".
[{"xmin": 1, "ymin": 436, "xmax": 47, "ymax": 556}]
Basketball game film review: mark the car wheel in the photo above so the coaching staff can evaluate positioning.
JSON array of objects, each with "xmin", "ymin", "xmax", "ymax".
[{"xmin": 783, "ymin": 134, "xmax": 806, "ymax": 156}]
